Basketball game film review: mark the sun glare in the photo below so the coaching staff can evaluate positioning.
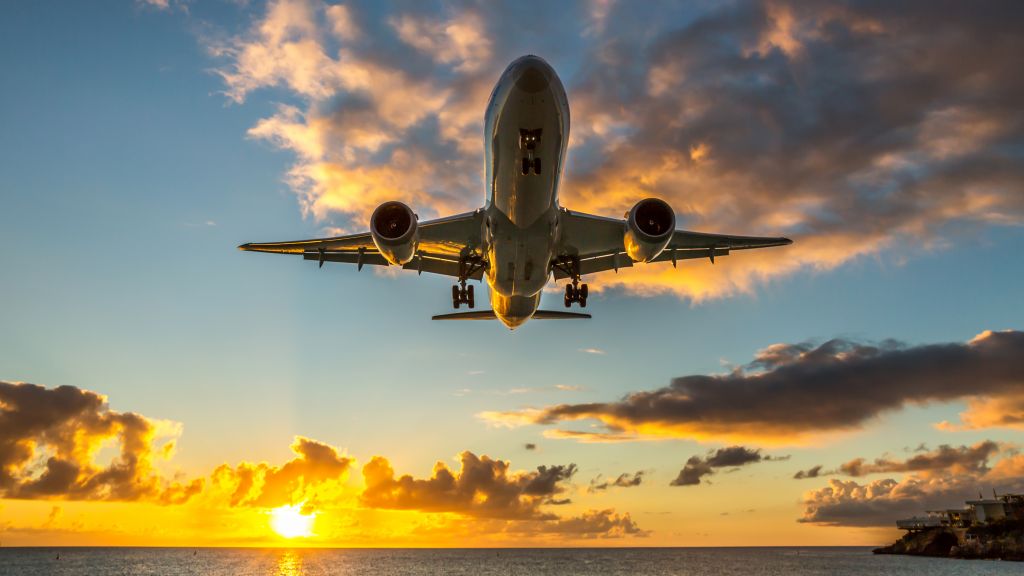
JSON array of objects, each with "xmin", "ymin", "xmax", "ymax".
[{"xmin": 270, "ymin": 504, "xmax": 316, "ymax": 539}]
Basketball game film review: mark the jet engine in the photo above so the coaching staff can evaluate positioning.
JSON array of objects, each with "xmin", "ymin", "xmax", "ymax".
[
  {"xmin": 370, "ymin": 201, "xmax": 418, "ymax": 265},
  {"xmin": 624, "ymin": 198, "xmax": 675, "ymax": 262}
]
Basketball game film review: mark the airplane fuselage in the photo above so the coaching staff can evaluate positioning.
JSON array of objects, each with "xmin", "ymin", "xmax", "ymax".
[{"xmin": 482, "ymin": 56, "xmax": 570, "ymax": 328}]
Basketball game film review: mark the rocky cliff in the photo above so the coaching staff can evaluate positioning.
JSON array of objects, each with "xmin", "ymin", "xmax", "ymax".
[{"xmin": 873, "ymin": 519, "xmax": 1024, "ymax": 561}]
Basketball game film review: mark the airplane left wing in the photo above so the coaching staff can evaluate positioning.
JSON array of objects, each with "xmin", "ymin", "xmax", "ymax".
[
  {"xmin": 556, "ymin": 209, "xmax": 791, "ymax": 278},
  {"xmin": 238, "ymin": 210, "xmax": 485, "ymax": 279}
]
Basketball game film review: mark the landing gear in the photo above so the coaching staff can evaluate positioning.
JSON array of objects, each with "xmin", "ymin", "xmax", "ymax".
[
  {"xmin": 563, "ymin": 282, "xmax": 587, "ymax": 307},
  {"xmin": 452, "ymin": 284, "xmax": 475, "ymax": 309},
  {"xmin": 519, "ymin": 128, "xmax": 543, "ymax": 175},
  {"xmin": 451, "ymin": 252, "xmax": 487, "ymax": 309},
  {"xmin": 553, "ymin": 255, "xmax": 588, "ymax": 308}
]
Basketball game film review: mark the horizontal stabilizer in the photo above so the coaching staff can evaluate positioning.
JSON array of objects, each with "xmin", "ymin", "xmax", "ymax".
[
  {"xmin": 432, "ymin": 310, "xmax": 591, "ymax": 321},
  {"xmin": 431, "ymin": 311, "xmax": 498, "ymax": 321}
]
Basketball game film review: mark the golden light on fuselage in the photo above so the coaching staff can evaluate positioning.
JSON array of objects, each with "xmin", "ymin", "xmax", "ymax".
[{"xmin": 270, "ymin": 504, "xmax": 316, "ymax": 539}]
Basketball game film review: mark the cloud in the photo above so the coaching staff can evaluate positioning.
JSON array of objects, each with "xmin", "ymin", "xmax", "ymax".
[
  {"xmin": 212, "ymin": 436, "xmax": 354, "ymax": 510},
  {"xmin": 937, "ymin": 392, "xmax": 1024, "ymax": 432},
  {"xmin": 482, "ymin": 330, "xmax": 1024, "ymax": 443},
  {"xmin": 579, "ymin": 348, "xmax": 606, "ymax": 355},
  {"xmin": 358, "ymin": 451, "xmax": 644, "ymax": 537},
  {"xmin": 138, "ymin": 0, "xmax": 170, "ymax": 9},
  {"xmin": 360, "ymin": 452, "xmax": 576, "ymax": 520},
  {"xmin": 794, "ymin": 465, "xmax": 823, "ymax": 480},
  {"xmin": 670, "ymin": 446, "xmax": 782, "ymax": 486},
  {"xmin": 589, "ymin": 471, "xmax": 644, "ymax": 492},
  {"xmin": 0, "ymin": 381, "xmax": 201, "ymax": 504},
  {"xmin": 837, "ymin": 441, "xmax": 1000, "ymax": 478},
  {"xmin": 389, "ymin": 11, "xmax": 492, "ymax": 73},
  {"xmin": 522, "ymin": 508, "xmax": 649, "ymax": 538},
  {"xmin": 799, "ymin": 442, "xmax": 1023, "ymax": 527},
  {"xmin": 794, "ymin": 441, "xmax": 1001, "ymax": 482},
  {"xmin": 539, "ymin": 429, "xmax": 642, "ymax": 443}
]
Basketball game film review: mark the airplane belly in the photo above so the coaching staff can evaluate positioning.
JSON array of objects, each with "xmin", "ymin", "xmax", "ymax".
[{"xmin": 485, "ymin": 210, "xmax": 554, "ymax": 298}]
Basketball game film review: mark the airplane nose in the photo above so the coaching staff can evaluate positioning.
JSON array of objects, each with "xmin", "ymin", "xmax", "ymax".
[{"xmin": 514, "ymin": 56, "xmax": 551, "ymax": 93}]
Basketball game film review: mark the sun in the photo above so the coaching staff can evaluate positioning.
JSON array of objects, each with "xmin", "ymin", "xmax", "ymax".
[{"xmin": 270, "ymin": 504, "xmax": 316, "ymax": 539}]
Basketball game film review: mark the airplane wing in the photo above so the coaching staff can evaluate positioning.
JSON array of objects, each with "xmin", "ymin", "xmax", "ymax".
[
  {"xmin": 238, "ymin": 210, "xmax": 485, "ymax": 279},
  {"xmin": 556, "ymin": 209, "xmax": 792, "ymax": 278}
]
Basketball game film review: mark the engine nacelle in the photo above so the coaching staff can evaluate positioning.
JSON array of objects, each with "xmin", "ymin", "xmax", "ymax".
[
  {"xmin": 624, "ymin": 198, "xmax": 675, "ymax": 263},
  {"xmin": 370, "ymin": 201, "xmax": 418, "ymax": 265}
]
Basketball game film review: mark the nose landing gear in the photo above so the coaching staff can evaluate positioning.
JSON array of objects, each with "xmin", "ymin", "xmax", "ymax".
[{"xmin": 519, "ymin": 128, "xmax": 543, "ymax": 175}]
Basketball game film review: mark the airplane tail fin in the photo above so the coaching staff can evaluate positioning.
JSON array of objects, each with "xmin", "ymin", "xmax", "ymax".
[{"xmin": 431, "ymin": 310, "xmax": 591, "ymax": 321}]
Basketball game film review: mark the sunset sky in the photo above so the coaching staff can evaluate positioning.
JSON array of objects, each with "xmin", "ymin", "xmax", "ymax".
[{"xmin": 1, "ymin": 0, "xmax": 1023, "ymax": 547}]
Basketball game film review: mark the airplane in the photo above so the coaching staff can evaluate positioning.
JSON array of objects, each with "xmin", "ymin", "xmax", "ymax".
[{"xmin": 239, "ymin": 55, "xmax": 792, "ymax": 330}]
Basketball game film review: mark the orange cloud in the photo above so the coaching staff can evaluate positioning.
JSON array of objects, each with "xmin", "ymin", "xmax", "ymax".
[
  {"xmin": 361, "ymin": 452, "xmax": 575, "ymax": 520},
  {"xmin": 0, "ymin": 381, "xmax": 201, "ymax": 504},
  {"xmin": 212, "ymin": 436, "xmax": 354, "ymax": 511}
]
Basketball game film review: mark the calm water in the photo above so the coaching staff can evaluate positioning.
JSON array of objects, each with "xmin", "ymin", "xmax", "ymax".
[{"xmin": 0, "ymin": 547, "xmax": 1019, "ymax": 575}]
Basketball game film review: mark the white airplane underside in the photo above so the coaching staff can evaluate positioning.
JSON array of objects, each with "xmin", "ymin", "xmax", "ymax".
[{"xmin": 239, "ymin": 55, "xmax": 793, "ymax": 330}]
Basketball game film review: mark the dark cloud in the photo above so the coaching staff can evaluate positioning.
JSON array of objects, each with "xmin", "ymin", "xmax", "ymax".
[
  {"xmin": 794, "ymin": 465, "xmax": 823, "ymax": 480},
  {"xmin": 487, "ymin": 330, "xmax": 1024, "ymax": 442},
  {"xmin": 361, "ymin": 451, "xmax": 576, "ymax": 520},
  {"xmin": 524, "ymin": 443, "xmax": 537, "ymax": 451},
  {"xmin": 589, "ymin": 471, "xmax": 644, "ymax": 492},
  {"xmin": 0, "ymin": 381, "xmax": 201, "ymax": 503},
  {"xmin": 526, "ymin": 509, "xmax": 649, "ymax": 539},
  {"xmin": 670, "ymin": 446, "xmax": 779, "ymax": 487},
  {"xmin": 838, "ymin": 442, "xmax": 999, "ymax": 477}
]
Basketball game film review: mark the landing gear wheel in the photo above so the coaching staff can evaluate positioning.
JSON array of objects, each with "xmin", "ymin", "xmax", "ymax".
[
  {"xmin": 452, "ymin": 285, "xmax": 460, "ymax": 309},
  {"xmin": 564, "ymin": 295, "xmax": 571, "ymax": 308},
  {"xmin": 467, "ymin": 285, "xmax": 475, "ymax": 308},
  {"xmin": 533, "ymin": 157, "xmax": 542, "ymax": 174},
  {"xmin": 521, "ymin": 157, "xmax": 531, "ymax": 175},
  {"xmin": 580, "ymin": 284, "xmax": 588, "ymax": 299},
  {"xmin": 565, "ymin": 284, "xmax": 574, "ymax": 300},
  {"xmin": 580, "ymin": 296, "xmax": 587, "ymax": 308}
]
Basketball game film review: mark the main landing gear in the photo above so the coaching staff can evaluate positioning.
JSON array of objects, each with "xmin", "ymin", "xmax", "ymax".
[
  {"xmin": 564, "ymin": 281, "xmax": 588, "ymax": 308},
  {"xmin": 452, "ymin": 283, "xmax": 474, "ymax": 309},
  {"xmin": 552, "ymin": 255, "xmax": 588, "ymax": 308},
  {"xmin": 452, "ymin": 253, "xmax": 487, "ymax": 309}
]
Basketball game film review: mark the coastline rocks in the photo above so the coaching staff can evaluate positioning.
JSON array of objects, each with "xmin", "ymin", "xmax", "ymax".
[
  {"xmin": 874, "ymin": 520, "xmax": 1024, "ymax": 561},
  {"xmin": 873, "ymin": 528, "xmax": 958, "ymax": 557}
]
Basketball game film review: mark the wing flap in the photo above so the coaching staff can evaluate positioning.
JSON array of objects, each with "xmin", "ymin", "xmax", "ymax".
[
  {"xmin": 668, "ymin": 231, "xmax": 792, "ymax": 251},
  {"xmin": 301, "ymin": 250, "xmax": 390, "ymax": 267}
]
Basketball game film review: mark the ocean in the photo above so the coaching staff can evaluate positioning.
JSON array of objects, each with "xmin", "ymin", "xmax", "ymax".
[{"xmin": 0, "ymin": 547, "xmax": 1019, "ymax": 575}]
